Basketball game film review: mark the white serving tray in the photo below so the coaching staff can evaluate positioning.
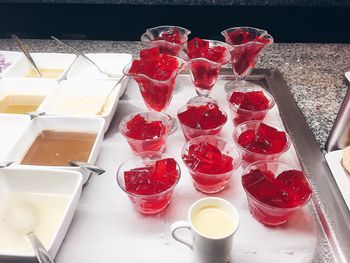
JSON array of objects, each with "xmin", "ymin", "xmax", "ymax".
[
  {"xmin": 52, "ymin": 76, "xmax": 318, "ymax": 263},
  {"xmin": 325, "ymin": 149, "xmax": 350, "ymax": 212}
]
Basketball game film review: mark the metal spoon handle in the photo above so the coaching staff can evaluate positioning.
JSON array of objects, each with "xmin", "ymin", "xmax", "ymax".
[
  {"xmin": 69, "ymin": 161, "xmax": 105, "ymax": 175},
  {"xmin": 27, "ymin": 232, "xmax": 54, "ymax": 263},
  {"xmin": 50, "ymin": 36, "xmax": 104, "ymax": 75},
  {"xmin": 11, "ymin": 34, "xmax": 42, "ymax": 78}
]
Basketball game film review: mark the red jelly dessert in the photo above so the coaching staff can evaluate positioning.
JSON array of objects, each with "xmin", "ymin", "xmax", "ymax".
[
  {"xmin": 122, "ymin": 113, "xmax": 167, "ymax": 153},
  {"xmin": 226, "ymin": 29, "xmax": 272, "ymax": 78},
  {"xmin": 182, "ymin": 139, "xmax": 238, "ymax": 194},
  {"xmin": 177, "ymin": 103, "xmax": 227, "ymax": 140},
  {"xmin": 242, "ymin": 168, "xmax": 312, "ymax": 208},
  {"xmin": 242, "ymin": 166, "xmax": 312, "ymax": 225},
  {"xmin": 155, "ymin": 28, "xmax": 182, "ymax": 44},
  {"xmin": 186, "ymin": 38, "xmax": 228, "ymax": 93},
  {"xmin": 122, "ymin": 157, "xmax": 179, "ymax": 214},
  {"xmin": 128, "ymin": 47, "xmax": 180, "ymax": 111},
  {"xmin": 187, "ymin": 38, "xmax": 226, "ymax": 63},
  {"xmin": 238, "ymin": 123, "xmax": 287, "ymax": 154},
  {"xmin": 124, "ymin": 158, "xmax": 178, "ymax": 195},
  {"xmin": 183, "ymin": 142, "xmax": 233, "ymax": 174},
  {"xmin": 229, "ymin": 91, "xmax": 269, "ymax": 111},
  {"xmin": 126, "ymin": 114, "xmax": 166, "ymax": 140},
  {"xmin": 228, "ymin": 90, "xmax": 272, "ymax": 125}
]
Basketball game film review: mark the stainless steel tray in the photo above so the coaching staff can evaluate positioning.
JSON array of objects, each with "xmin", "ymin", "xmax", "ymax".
[{"xmin": 230, "ymin": 68, "xmax": 350, "ymax": 262}]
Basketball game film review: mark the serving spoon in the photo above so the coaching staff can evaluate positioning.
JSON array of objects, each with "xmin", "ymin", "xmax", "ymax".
[
  {"xmin": 11, "ymin": 34, "xmax": 42, "ymax": 78},
  {"xmin": 51, "ymin": 36, "xmax": 121, "ymax": 79}
]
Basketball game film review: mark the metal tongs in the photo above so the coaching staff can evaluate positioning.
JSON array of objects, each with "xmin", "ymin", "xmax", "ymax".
[{"xmin": 12, "ymin": 34, "xmax": 42, "ymax": 78}]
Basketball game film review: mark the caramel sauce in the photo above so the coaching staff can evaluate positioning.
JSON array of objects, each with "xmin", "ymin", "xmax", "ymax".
[{"xmin": 21, "ymin": 130, "xmax": 97, "ymax": 166}]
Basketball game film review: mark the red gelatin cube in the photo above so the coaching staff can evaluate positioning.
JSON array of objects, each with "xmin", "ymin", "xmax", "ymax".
[
  {"xmin": 125, "ymin": 114, "xmax": 165, "ymax": 140},
  {"xmin": 124, "ymin": 166, "xmax": 155, "ymax": 195},
  {"xmin": 140, "ymin": 47, "xmax": 161, "ymax": 59},
  {"xmin": 228, "ymin": 29, "xmax": 252, "ymax": 45},
  {"xmin": 237, "ymin": 129, "xmax": 256, "ymax": 149},
  {"xmin": 239, "ymin": 91, "xmax": 269, "ymax": 111},
  {"xmin": 158, "ymin": 29, "xmax": 182, "ymax": 44},
  {"xmin": 178, "ymin": 103, "xmax": 226, "ymax": 130},
  {"xmin": 183, "ymin": 142, "xmax": 233, "ymax": 174},
  {"xmin": 276, "ymin": 170, "xmax": 312, "ymax": 205},
  {"xmin": 256, "ymin": 123, "xmax": 287, "ymax": 154},
  {"xmin": 229, "ymin": 91, "xmax": 246, "ymax": 106},
  {"xmin": 126, "ymin": 114, "xmax": 147, "ymax": 130},
  {"xmin": 188, "ymin": 38, "xmax": 209, "ymax": 53},
  {"xmin": 154, "ymin": 158, "xmax": 178, "ymax": 187}
]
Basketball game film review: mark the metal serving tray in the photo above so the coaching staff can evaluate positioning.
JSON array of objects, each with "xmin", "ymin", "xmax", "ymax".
[
  {"xmin": 238, "ymin": 69, "xmax": 350, "ymax": 262},
  {"xmin": 4, "ymin": 69, "xmax": 348, "ymax": 263}
]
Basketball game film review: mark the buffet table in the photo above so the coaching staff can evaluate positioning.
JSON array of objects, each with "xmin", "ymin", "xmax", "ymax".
[{"xmin": 1, "ymin": 39, "xmax": 350, "ymax": 262}]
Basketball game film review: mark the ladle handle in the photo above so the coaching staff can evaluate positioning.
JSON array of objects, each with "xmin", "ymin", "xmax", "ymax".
[
  {"xmin": 69, "ymin": 161, "xmax": 106, "ymax": 175},
  {"xmin": 27, "ymin": 232, "xmax": 54, "ymax": 263}
]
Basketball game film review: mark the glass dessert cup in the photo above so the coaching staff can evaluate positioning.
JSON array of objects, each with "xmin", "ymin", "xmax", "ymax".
[
  {"xmin": 182, "ymin": 135, "xmax": 241, "ymax": 194},
  {"xmin": 123, "ymin": 56, "xmax": 186, "ymax": 134},
  {"xmin": 221, "ymin": 27, "xmax": 273, "ymax": 92},
  {"xmin": 226, "ymin": 84, "xmax": 275, "ymax": 126},
  {"xmin": 117, "ymin": 152, "xmax": 181, "ymax": 214},
  {"xmin": 141, "ymin": 25, "xmax": 191, "ymax": 56},
  {"xmin": 242, "ymin": 160, "xmax": 312, "ymax": 226},
  {"xmin": 232, "ymin": 120, "xmax": 291, "ymax": 166},
  {"xmin": 119, "ymin": 111, "xmax": 171, "ymax": 153},
  {"xmin": 177, "ymin": 98, "xmax": 227, "ymax": 141},
  {"xmin": 180, "ymin": 39, "xmax": 232, "ymax": 98}
]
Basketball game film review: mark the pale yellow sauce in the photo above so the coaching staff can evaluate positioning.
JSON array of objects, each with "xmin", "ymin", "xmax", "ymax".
[
  {"xmin": 26, "ymin": 68, "xmax": 64, "ymax": 78},
  {"xmin": 0, "ymin": 192, "xmax": 70, "ymax": 254},
  {"xmin": 0, "ymin": 95, "xmax": 45, "ymax": 114},
  {"xmin": 192, "ymin": 206, "xmax": 235, "ymax": 238}
]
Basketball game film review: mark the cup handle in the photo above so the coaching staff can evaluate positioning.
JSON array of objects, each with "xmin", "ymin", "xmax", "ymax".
[{"xmin": 170, "ymin": 221, "xmax": 193, "ymax": 250}]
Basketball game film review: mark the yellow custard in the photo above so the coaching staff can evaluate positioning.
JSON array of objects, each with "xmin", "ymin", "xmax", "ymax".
[
  {"xmin": 0, "ymin": 95, "xmax": 45, "ymax": 114},
  {"xmin": 26, "ymin": 68, "xmax": 64, "ymax": 78},
  {"xmin": 192, "ymin": 206, "xmax": 235, "ymax": 238}
]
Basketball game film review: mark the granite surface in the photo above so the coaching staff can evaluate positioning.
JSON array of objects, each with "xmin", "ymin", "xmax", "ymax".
[
  {"xmin": 0, "ymin": 0, "xmax": 349, "ymax": 6},
  {"xmin": 1, "ymin": 39, "xmax": 349, "ymax": 149}
]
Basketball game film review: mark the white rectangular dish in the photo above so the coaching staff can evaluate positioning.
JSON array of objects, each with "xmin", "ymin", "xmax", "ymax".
[
  {"xmin": 0, "ymin": 166, "xmax": 83, "ymax": 260},
  {"xmin": 0, "ymin": 51, "xmax": 23, "ymax": 74},
  {"xmin": 325, "ymin": 149, "xmax": 350, "ymax": 211},
  {"xmin": 1, "ymin": 53, "xmax": 77, "ymax": 81},
  {"xmin": 66, "ymin": 53, "xmax": 132, "ymax": 81},
  {"xmin": 38, "ymin": 79, "xmax": 122, "ymax": 132},
  {"xmin": 0, "ymin": 78, "xmax": 58, "ymax": 115},
  {"xmin": 5, "ymin": 116, "xmax": 105, "ymax": 184}
]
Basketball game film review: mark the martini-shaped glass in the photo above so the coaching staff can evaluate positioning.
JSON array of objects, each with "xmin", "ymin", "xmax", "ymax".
[
  {"xmin": 141, "ymin": 25, "xmax": 191, "ymax": 56},
  {"xmin": 123, "ymin": 54, "xmax": 186, "ymax": 134},
  {"xmin": 221, "ymin": 27, "xmax": 273, "ymax": 92},
  {"xmin": 180, "ymin": 38, "xmax": 231, "ymax": 100}
]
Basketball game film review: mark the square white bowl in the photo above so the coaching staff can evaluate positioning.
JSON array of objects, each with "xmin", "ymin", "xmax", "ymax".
[
  {"xmin": 38, "ymin": 79, "xmax": 123, "ymax": 132},
  {"xmin": 1, "ymin": 53, "xmax": 77, "ymax": 81},
  {"xmin": 0, "ymin": 166, "xmax": 83, "ymax": 260},
  {"xmin": 66, "ymin": 53, "xmax": 132, "ymax": 81},
  {"xmin": 6, "ymin": 116, "xmax": 105, "ymax": 184},
  {"xmin": 0, "ymin": 78, "xmax": 58, "ymax": 116},
  {"xmin": 0, "ymin": 115, "xmax": 31, "ymax": 160},
  {"xmin": 0, "ymin": 51, "xmax": 23, "ymax": 74}
]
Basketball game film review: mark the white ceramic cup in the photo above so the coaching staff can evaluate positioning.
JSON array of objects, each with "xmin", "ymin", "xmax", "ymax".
[{"xmin": 171, "ymin": 197, "xmax": 239, "ymax": 263}]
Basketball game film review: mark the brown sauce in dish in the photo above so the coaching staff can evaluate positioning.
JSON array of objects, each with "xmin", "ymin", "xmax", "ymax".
[{"xmin": 21, "ymin": 130, "xmax": 97, "ymax": 166}]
